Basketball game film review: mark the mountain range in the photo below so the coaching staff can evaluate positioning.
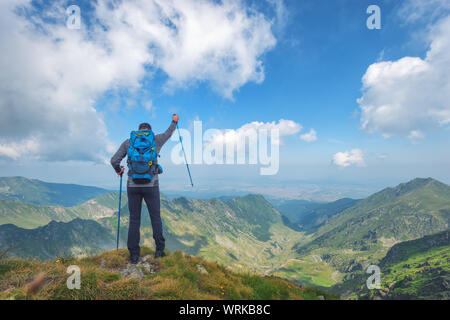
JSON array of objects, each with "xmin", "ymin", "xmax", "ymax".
[
  {"xmin": 297, "ymin": 178, "xmax": 449, "ymax": 253},
  {"xmin": 334, "ymin": 230, "xmax": 449, "ymax": 299},
  {"xmin": 0, "ymin": 176, "xmax": 110, "ymax": 206},
  {"xmin": 0, "ymin": 219, "xmax": 114, "ymax": 260},
  {"xmin": 0, "ymin": 176, "xmax": 448, "ymax": 299}
]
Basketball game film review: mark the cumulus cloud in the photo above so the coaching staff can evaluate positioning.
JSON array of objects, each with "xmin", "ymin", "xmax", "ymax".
[
  {"xmin": 333, "ymin": 149, "xmax": 365, "ymax": 167},
  {"xmin": 357, "ymin": 14, "xmax": 450, "ymax": 138},
  {"xmin": 0, "ymin": 145, "xmax": 20, "ymax": 160},
  {"xmin": 0, "ymin": 0, "xmax": 278, "ymax": 161},
  {"xmin": 300, "ymin": 129, "xmax": 317, "ymax": 142},
  {"xmin": 95, "ymin": 0, "xmax": 276, "ymax": 98},
  {"xmin": 206, "ymin": 119, "xmax": 301, "ymax": 149},
  {"xmin": 0, "ymin": 1, "xmax": 109, "ymax": 161}
]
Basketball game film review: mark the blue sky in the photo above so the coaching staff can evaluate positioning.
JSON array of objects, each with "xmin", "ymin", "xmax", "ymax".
[{"xmin": 0, "ymin": 0, "xmax": 449, "ymax": 200}]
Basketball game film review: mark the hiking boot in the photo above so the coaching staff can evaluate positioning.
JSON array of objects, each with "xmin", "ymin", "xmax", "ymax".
[
  {"xmin": 130, "ymin": 255, "xmax": 139, "ymax": 264},
  {"xmin": 154, "ymin": 250, "xmax": 166, "ymax": 259}
]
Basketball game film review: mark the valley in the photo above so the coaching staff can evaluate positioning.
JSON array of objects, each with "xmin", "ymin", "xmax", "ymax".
[{"xmin": 0, "ymin": 176, "xmax": 448, "ymax": 299}]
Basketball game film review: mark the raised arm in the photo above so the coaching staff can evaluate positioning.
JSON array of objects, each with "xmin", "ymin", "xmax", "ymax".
[{"xmin": 155, "ymin": 114, "xmax": 179, "ymax": 148}]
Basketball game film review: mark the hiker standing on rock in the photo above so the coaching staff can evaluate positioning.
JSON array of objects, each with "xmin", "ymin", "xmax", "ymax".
[{"xmin": 110, "ymin": 114, "xmax": 179, "ymax": 264}]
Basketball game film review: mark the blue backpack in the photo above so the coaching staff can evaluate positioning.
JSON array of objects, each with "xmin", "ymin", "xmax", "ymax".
[{"xmin": 127, "ymin": 130, "xmax": 163, "ymax": 184}]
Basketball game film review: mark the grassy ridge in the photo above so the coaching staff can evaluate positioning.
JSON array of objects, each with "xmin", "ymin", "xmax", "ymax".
[
  {"xmin": 0, "ymin": 219, "xmax": 115, "ymax": 259},
  {"xmin": 0, "ymin": 176, "xmax": 110, "ymax": 207},
  {"xmin": 0, "ymin": 248, "xmax": 336, "ymax": 300},
  {"xmin": 330, "ymin": 230, "xmax": 450, "ymax": 299},
  {"xmin": 302, "ymin": 178, "xmax": 450, "ymax": 252},
  {"xmin": 380, "ymin": 229, "xmax": 450, "ymax": 267},
  {"xmin": 373, "ymin": 245, "xmax": 449, "ymax": 299},
  {"xmin": 339, "ymin": 244, "xmax": 450, "ymax": 300},
  {"xmin": 0, "ymin": 192, "xmax": 125, "ymax": 229}
]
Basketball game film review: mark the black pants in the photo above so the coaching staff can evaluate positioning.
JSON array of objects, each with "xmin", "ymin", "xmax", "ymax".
[{"xmin": 127, "ymin": 186, "xmax": 165, "ymax": 257}]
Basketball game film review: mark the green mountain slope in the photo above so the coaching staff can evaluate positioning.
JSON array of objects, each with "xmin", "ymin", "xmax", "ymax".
[
  {"xmin": 0, "ymin": 192, "xmax": 126, "ymax": 229},
  {"xmin": 380, "ymin": 229, "xmax": 450, "ymax": 267},
  {"xmin": 0, "ymin": 199, "xmax": 75, "ymax": 229},
  {"xmin": 277, "ymin": 178, "xmax": 450, "ymax": 295},
  {"xmin": 0, "ymin": 218, "xmax": 115, "ymax": 259},
  {"xmin": 0, "ymin": 176, "xmax": 110, "ymax": 206},
  {"xmin": 142, "ymin": 194, "xmax": 304, "ymax": 273},
  {"xmin": 333, "ymin": 230, "xmax": 450, "ymax": 300},
  {"xmin": 274, "ymin": 200, "xmax": 324, "ymax": 223},
  {"xmin": 0, "ymin": 193, "xmax": 305, "ymax": 276},
  {"xmin": 280, "ymin": 198, "xmax": 360, "ymax": 232},
  {"xmin": 298, "ymin": 178, "xmax": 450, "ymax": 253}
]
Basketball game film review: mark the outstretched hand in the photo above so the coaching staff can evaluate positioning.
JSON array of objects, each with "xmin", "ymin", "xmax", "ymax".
[{"xmin": 172, "ymin": 114, "xmax": 179, "ymax": 123}]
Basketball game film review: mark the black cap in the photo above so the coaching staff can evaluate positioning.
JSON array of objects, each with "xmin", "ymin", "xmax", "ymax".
[{"xmin": 138, "ymin": 123, "xmax": 151, "ymax": 130}]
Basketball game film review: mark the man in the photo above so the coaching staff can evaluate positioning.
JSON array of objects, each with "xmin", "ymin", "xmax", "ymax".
[{"xmin": 110, "ymin": 114, "xmax": 179, "ymax": 263}]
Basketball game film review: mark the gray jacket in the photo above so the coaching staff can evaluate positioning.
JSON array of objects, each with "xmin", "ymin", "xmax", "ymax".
[{"xmin": 110, "ymin": 121, "xmax": 177, "ymax": 187}]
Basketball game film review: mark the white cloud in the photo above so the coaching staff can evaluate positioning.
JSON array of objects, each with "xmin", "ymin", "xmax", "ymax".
[
  {"xmin": 143, "ymin": 100, "xmax": 154, "ymax": 112},
  {"xmin": 207, "ymin": 119, "xmax": 301, "ymax": 149},
  {"xmin": 408, "ymin": 130, "xmax": 426, "ymax": 145},
  {"xmin": 300, "ymin": 129, "xmax": 317, "ymax": 142},
  {"xmin": 0, "ymin": 1, "xmax": 113, "ymax": 162},
  {"xmin": 0, "ymin": 0, "xmax": 278, "ymax": 162},
  {"xmin": 398, "ymin": 0, "xmax": 450, "ymax": 23},
  {"xmin": 408, "ymin": 130, "xmax": 425, "ymax": 140},
  {"xmin": 0, "ymin": 145, "xmax": 20, "ymax": 160},
  {"xmin": 0, "ymin": 137, "xmax": 40, "ymax": 161},
  {"xmin": 333, "ymin": 149, "xmax": 365, "ymax": 167},
  {"xmin": 358, "ymin": 15, "xmax": 450, "ymax": 138},
  {"xmin": 267, "ymin": 0, "xmax": 289, "ymax": 32},
  {"xmin": 95, "ymin": 0, "xmax": 277, "ymax": 98}
]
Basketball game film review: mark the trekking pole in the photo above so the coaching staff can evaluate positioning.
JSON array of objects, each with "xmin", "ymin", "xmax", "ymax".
[
  {"xmin": 116, "ymin": 171, "xmax": 123, "ymax": 250},
  {"xmin": 176, "ymin": 123, "xmax": 194, "ymax": 187}
]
